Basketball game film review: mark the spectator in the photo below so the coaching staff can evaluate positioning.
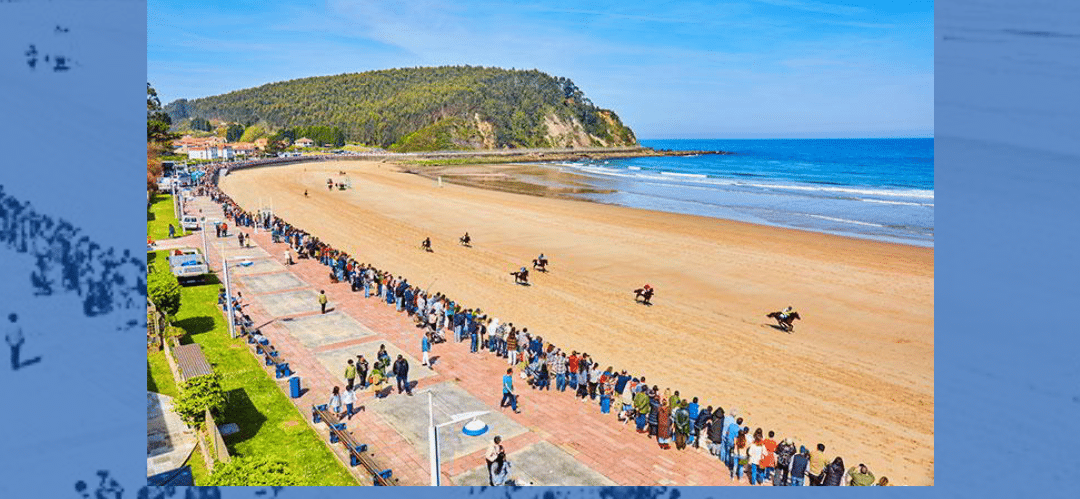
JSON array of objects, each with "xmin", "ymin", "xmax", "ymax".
[
  {"xmin": 329, "ymin": 386, "xmax": 343, "ymax": 418},
  {"xmin": 344, "ymin": 359, "xmax": 356, "ymax": 391},
  {"xmin": 774, "ymin": 437, "xmax": 797, "ymax": 486},
  {"xmin": 732, "ymin": 428, "xmax": 749, "ymax": 482},
  {"xmin": 822, "ymin": 456, "xmax": 846, "ymax": 486},
  {"xmin": 392, "ymin": 354, "xmax": 412, "ymax": 395},
  {"xmin": 356, "ymin": 355, "xmax": 369, "ymax": 389},
  {"xmin": 421, "ymin": 332, "xmax": 431, "ymax": 367},
  {"xmin": 674, "ymin": 400, "xmax": 691, "ymax": 450},
  {"xmin": 748, "ymin": 429, "xmax": 767, "ymax": 485},
  {"xmin": 706, "ymin": 410, "xmax": 725, "ymax": 458},
  {"xmin": 846, "ymin": 463, "xmax": 876, "ymax": 486},
  {"xmin": 501, "ymin": 368, "xmax": 520, "ymax": 413},
  {"xmin": 788, "ymin": 446, "xmax": 810, "ymax": 486},
  {"xmin": 485, "ymin": 436, "xmax": 504, "ymax": 486},
  {"xmin": 342, "ymin": 386, "xmax": 356, "ymax": 420},
  {"xmin": 5, "ymin": 313, "xmax": 25, "ymax": 370},
  {"xmin": 808, "ymin": 443, "xmax": 830, "ymax": 486},
  {"xmin": 874, "ymin": 477, "xmax": 890, "ymax": 486},
  {"xmin": 318, "ymin": 290, "xmax": 328, "ymax": 314},
  {"xmin": 656, "ymin": 398, "xmax": 673, "ymax": 450},
  {"xmin": 633, "ymin": 385, "xmax": 651, "ymax": 433},
  {"xmin": 762, "ymin": 430, "xmax": 778, "ymax": 482},
  {"xmin": 694, "ymin": 404, "xmax": 712, "ymax": 450},
  {"xmin": 647, "ymin": 390, "xmax": 661, "ymax": 438}
]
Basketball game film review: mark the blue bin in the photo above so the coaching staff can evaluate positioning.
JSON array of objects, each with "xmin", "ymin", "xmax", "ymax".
[{"xmin": 289, "ymin": 376, "xmax": 301, "ymax": 398}]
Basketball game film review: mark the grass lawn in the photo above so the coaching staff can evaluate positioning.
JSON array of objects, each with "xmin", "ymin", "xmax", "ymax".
[
  {"xmin": 147, "ymin": 349, "xmax": 179, "ymax": 398},
  {"xmin": 149, "ymin": 252, "xmax": 357, "ymax": 486},
  {"xmin": 148, "ymin": 193, "xmax": 186, "ymax": 241}
]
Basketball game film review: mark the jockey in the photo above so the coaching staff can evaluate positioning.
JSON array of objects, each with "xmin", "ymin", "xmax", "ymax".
[
  {"xmin": 538, "ymin": 253, "xmax": 545, "ymax": 262},
  {"xmin": 780, "ymin": 306, "xmax": 795, "ymax": 320}
]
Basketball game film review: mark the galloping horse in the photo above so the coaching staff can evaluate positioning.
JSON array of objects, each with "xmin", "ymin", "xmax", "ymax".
[
  {"xmin": 420, "ymin": 238, "xmax": 433, "ymax": 252},
  {"xmin": 633, "ymin": 286, "xmax": 654, "ymax": 305},
  {"xmin": 459, "ymin": 233, "xmax": 472, "ymax": 247},
  {"xmin": 532, "ymin": 257, "xmax": 549, "ymax": 272},
  {"xmin": 766, "ymin": 311, "xmax": 801, "ymax": 332},
  {"xmin": 511, "ymin": 268, "xmax": 530, "ymax": 285}
]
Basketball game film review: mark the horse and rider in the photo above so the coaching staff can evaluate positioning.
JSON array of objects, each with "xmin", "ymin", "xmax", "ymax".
[
  {"xmin": 767, "ymin": 306, "xmax": 801, "ymax": 332},
  {"xmin": 420, "ymin": 237, "xmax": 433, "ymax": 252},
  {"xmin": 633, "ymin": 284, "xmax": 654, "ymax": 305},
  {"xmin": 510, "ymin": 267, "xmax": 530, "ymax": 285},
  {"xmin": 532, "ymin": 253, "xmax": 549, "ymax": 272},
  {"xmin": 459, "ymin": 232, "xmax": 471, "ymax": 247}
]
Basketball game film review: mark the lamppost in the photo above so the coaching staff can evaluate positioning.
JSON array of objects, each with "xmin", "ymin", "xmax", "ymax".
[
  {"xmin": 427, "ymin": 391, "xmax": 489, "ymax": 486},
  {"xmin": 221, "ymin": 242, "xmax": 235, "ymax": 339}
]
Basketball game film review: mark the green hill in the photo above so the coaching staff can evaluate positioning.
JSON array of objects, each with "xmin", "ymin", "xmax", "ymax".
[{"xmin": 164, "ymin": 66, "xmax": 637, "ymax": 151}]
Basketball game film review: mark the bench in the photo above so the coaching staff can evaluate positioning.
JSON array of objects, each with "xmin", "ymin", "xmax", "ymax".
[
  {"xmin": 311, "ymin": 404, "xmax": 395, "ymax": 485},
  {"xmin": 255, "ymin": 341, "xmax": 292, "ymax": 378}
]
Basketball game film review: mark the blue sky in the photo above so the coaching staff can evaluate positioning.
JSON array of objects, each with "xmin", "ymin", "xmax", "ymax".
[{"xmin": 148, "ymin": 0, "xmax": 933, "ymax": 139}]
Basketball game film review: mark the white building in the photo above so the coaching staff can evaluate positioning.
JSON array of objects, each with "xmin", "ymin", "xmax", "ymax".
[{"xmin": 188, "ymin": 146, "xmax": 235, "ymax": 160}]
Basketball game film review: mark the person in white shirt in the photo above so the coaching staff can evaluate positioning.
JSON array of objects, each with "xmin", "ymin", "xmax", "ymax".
[
  {"xmin": 6, "ymin": 313, "xmax": 25, "ymax": 370},
  {"xmin": 341, "ymin": 387, "xmax": 356, "ymax": 420},
  {"xmin": 485, "ymin": 436, "xmax": 505, "ymax": 486}
]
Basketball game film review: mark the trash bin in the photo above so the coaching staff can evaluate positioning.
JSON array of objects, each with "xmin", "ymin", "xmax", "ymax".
[{"xmin": 289, "ymin": 376, "xmax": 301, "ymax": 398}]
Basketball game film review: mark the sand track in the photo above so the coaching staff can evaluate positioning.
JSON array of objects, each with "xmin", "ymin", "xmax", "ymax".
[{"xmin": 220, "ymin": 160, "xmax": 934, "ymax": 484}]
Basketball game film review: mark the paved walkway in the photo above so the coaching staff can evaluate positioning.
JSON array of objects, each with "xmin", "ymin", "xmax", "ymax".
[{"xmin": 177, "ymin": 195, "xmax": 745, "ymax": 486}]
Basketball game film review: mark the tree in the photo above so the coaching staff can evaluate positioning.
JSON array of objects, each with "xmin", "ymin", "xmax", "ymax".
[
  {"xmin": 173, "ymin": 373, "xmax": 227, "ymax": 428},
  {"xmin": 148, "ymin": 83, "xmax": 177, "ymax": 144},
  {"xmin": 225, "ymin": 124, "xmax": 245, "ymax": 142},
  {"xmin": 147, "ymin": 266, "xmax": 181, "ymax": 319},
  {"xmin": 204, "ymin": 457, "xmax": 301, "ymax": 486},
  {"xmin": 190, "ymin": 117, "xmax": 212, "ymax": 132}
]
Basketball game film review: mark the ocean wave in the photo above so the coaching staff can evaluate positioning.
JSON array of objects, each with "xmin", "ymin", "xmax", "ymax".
[
  {"xmin": 553, "ymin": 162, "xmax": 934, "ymax": 200},
  {"xmin": 858, "ymin": 198, "xmax": 935, "ymax": 207},
  {"xmin": 807, "ymin": 215, "xmax": 887, "ymax": 228},
  {"xmin": 659, "ymin": 171, "xmax": 708, "ymax": 178}
]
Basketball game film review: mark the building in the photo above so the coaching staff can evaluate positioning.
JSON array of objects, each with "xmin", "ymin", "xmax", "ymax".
[
  {"xmin": 188, "ymin": 145, "xmax": 234, "ymax": 161},
  {"xmin": 230, "ymin": 142, "xmax": 257, "ymax": 157},
  {"xmin": 295, "ymin": 137, "xmax": 315, "ymax": 148}
]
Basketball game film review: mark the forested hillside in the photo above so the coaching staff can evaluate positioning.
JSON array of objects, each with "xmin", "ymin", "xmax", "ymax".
[{"xmin": 164, "ymin": 66, "xmax": 637, "ymax": 151}]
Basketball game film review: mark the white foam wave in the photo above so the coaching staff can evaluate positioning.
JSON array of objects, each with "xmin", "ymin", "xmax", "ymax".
[
  {"xmin": 807, "ymin": 215, "xmax": 886, "ymax": 228},
  {"xmin": 660, "ymin": 171, "xmax": 708, "ymax": 178},
  {"xmin": 858, "ymin": 198, "xmax": 935, "ymax": 207},
  {"xmin": 552, "ymin": 162, "xmax": 934, "ymax": 200}
]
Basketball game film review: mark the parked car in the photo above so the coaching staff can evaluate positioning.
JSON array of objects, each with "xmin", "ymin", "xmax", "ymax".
[{"xmin": 167, "ymin": 248, "xmax": 209, "ymax": 284}]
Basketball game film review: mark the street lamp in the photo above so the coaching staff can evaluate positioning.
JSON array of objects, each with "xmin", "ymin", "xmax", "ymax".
[{"xmin": 427, "ymin": 391, "xmax": 489, "ymax": 486}]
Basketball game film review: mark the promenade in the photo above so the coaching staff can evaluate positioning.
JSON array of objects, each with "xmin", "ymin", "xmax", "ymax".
[{"xmin": 179, "ymin": 194, "xmax": 740, "ymax": 486}]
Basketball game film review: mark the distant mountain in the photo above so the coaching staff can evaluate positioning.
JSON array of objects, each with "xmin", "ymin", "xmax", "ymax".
[{"xmin": 164, "ymin": 66, "xmax": 637, "ymax": 151}]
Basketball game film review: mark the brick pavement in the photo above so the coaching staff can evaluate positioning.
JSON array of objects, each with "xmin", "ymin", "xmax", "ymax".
[{"xmin": 182, "ymin": 195, "xmax": 748, "ymax": 486}]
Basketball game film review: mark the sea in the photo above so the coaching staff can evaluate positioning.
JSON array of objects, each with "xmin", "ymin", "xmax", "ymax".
[{"xmin": 538, "ymin": 138, "xmax": 934, "ymax": 247}]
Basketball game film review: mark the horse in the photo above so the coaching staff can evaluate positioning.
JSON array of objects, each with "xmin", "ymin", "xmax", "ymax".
[
  {"xmin": 532, "ymin": 257, "xmax": 549, "ymax": 272},
  {"xmin": 459, "ymin": 233, "xmax": 471, "ymax": 247},
  {"xmin": 633, "ymin": 287, "xmax": 654, "ymax": 305},
  {"xmin": 511, "ymin": 269, "xmax": 530, "ymax": 285},
  {"xmin": 420, "ymin": 238, "xmax": 432, "ymax": 252},
  {"xmin": 766, "ymin": 311, "xmax": 801, "ymax": 332}
]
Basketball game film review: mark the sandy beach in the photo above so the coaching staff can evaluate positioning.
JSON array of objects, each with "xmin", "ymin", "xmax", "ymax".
[{"xmin": 220, "ymin": 160, "xmax": 934, "ymax": 485}]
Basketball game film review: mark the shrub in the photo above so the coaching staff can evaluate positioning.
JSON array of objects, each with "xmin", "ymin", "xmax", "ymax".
[
  {"xmin": 173, "ymin": 373, "xmax": 226, "ymax": 428},
  {"xmin": 148, "ymin": 267, "xmax": 182, "ymax": 319},
  {"xmin": 204, "ymin": 456, "xmax": 301, "ymax": 486}
]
